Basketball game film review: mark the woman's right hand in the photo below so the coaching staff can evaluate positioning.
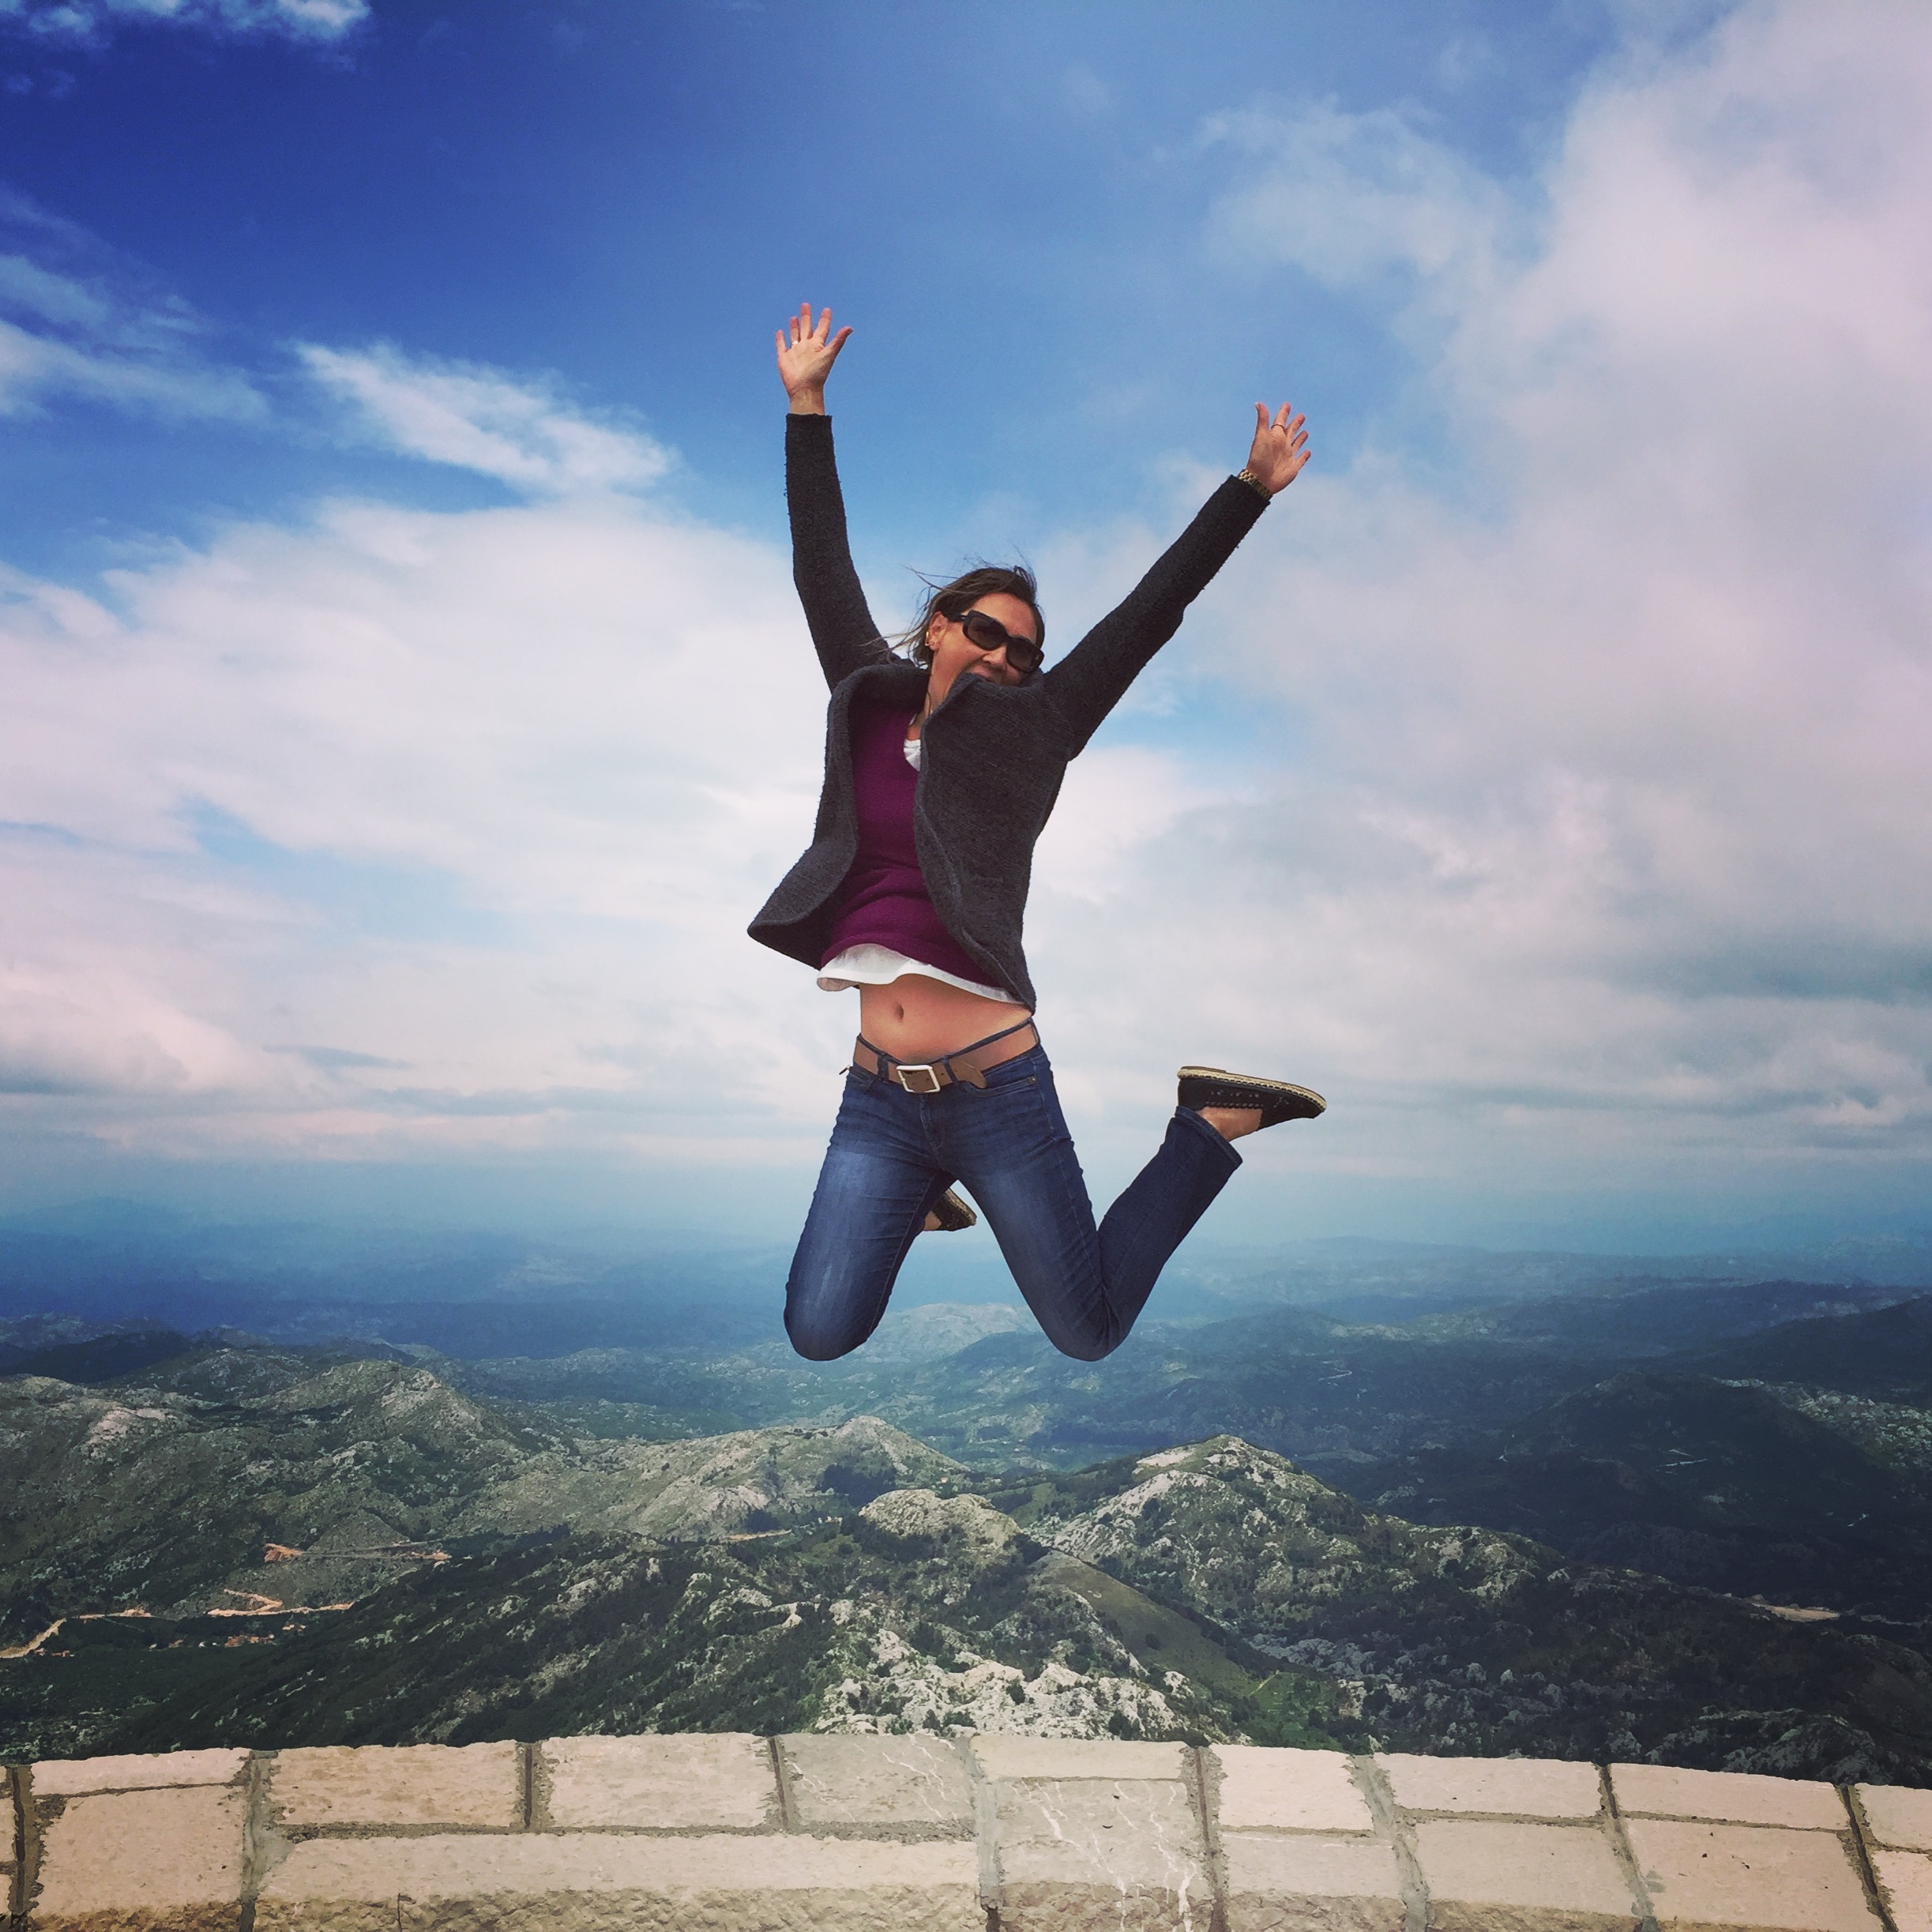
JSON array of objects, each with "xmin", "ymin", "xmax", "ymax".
[{"xmin": 776, "ymin": 303, "xmax": 852, "ymax": 415}]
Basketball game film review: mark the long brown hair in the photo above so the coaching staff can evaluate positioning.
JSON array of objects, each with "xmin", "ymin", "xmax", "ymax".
[{"xmin": 900, "ymin": 564, "xmax": 1045, "ymax": 671}]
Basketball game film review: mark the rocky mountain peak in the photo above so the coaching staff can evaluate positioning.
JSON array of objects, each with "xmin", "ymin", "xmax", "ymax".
[{"xmin": 859, "ymin": 1487, "xmax": 1021, "ymax": 1567}]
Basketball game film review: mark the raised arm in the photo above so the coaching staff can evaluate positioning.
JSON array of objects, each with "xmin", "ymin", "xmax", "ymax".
[
  {"xmin": 1041, "ymin": 402, "xmax": 1310, "ymax": 751},
  {"xmin": 777, "ymin": 303, "xmax": 893, "ymax": 690}
]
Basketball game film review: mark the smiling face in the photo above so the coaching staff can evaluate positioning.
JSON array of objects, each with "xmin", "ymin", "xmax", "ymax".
[{"xmin": 925, "ymin": 592, "xmax": 1040, "ymax": 704}]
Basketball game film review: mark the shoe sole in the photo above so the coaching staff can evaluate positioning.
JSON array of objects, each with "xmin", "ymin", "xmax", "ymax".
[
  {"xmin": 926, "ymin": 1186, "xmax": 978, "ymax": 1233},
  {"xmin": 1177, "ymin": 1066, "xmax": 1327, "ymax": 1122}
]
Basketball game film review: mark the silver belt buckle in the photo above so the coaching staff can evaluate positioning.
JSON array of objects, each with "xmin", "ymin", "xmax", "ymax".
[{"xmin": 896, "ymin": 1062, "xmax": 944, "ymax": 1095}]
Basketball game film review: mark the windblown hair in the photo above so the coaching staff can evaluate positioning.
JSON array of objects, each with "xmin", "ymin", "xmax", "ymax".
[{"xmin": 900, "ymin": 563, "xmax": 1045, "ymax": 671}]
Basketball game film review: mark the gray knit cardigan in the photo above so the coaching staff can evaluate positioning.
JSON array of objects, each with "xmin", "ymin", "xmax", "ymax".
[{"xmin": 747, "ymin": 413, "xmax": 1269, "ymax": 1009}]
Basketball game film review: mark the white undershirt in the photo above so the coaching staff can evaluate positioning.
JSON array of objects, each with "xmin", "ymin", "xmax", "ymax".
[{"xmin": 816, "ymin": 943, "xmax": 1013, "ymax": 1002}]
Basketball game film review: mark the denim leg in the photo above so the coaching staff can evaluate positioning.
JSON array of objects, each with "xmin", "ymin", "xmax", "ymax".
[
  {"xmin": 937, "ymin": 1052, "xmax": 1241, "ymax": 1362},
  {"xmin": 1093, "ymin": 1107, "xmax": 1244, "ymax": 1336},
  {"xmin": 784, "ymin": 1071, "xmax": 952, "ymax": 1361},
  {"xmin": 943, "ymin": 1064, "xmax": 1105, "ymax": 1359}
]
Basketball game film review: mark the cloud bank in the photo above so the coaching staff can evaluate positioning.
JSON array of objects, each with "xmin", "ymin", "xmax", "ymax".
[{"xmin": 1160, "ymin": 0, "xmax": 1932, "ymax": 1218}]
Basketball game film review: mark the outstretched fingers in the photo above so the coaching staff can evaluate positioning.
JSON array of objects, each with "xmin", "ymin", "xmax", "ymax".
[
  {"xmin": 776, "ymin": 302, "xmax": 854, "ymax": 408},
  {"xmin": 782, "ymin": 305, "xmax": 851, "ymax": 348},
  {"xmin": 1243, "ymin": 398, "xmax": 1313, "ymax": 493}
]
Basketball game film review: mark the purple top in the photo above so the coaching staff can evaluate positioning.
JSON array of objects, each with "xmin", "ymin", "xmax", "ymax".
[{"xmin": 821, "ymin": 701, "xmax": 991, "ymax": 986}]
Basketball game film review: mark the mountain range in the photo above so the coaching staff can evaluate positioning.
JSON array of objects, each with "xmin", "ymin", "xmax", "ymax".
[
  {"xmin": 6, "ymin": 1227, "xmax": 1930, "ymax": 1786},
  {"xmin": 4, "ymin": 1331, "xmax": 1930, "ymax": 1786}
]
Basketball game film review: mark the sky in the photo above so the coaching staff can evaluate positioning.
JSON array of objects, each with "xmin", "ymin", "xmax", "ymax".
[{"xmin": 0, "ymin": 0, "xmax": 1928, "ymax": 1254}]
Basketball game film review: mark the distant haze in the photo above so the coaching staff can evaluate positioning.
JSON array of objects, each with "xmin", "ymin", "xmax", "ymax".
[{"xmin": 3, "ymin": 1201, "xmax": 1927, "ymax": 1355}]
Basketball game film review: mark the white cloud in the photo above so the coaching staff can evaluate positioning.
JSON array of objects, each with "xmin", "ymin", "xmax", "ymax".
[
  {"xmin": 1105, "ymin": 0, "xmax": 1932, "ymax": 1220},
  {"xmin": 0, "ymin": 314, "xmax": 262, "ymax": 419},
  {"xmin": 300, "ymin": 343, "xmax": 672, "ymax": 495},
  {"xmin": 0, "ymin": 0, "xmax": 366, "ymax": 45},
  {"xmin": 0, "ymin": 204, "xmax": 265, "ymax": 421},
  {"xmin": 0, "ymin": 252, "xmax": 112, "ymax": 329},
  {"xmin": 0, "ymin": 485, "xmax": 851, "ymax": 1161},
  {"xmin": 1031, "ymin": 746, "xmax": 1224, "ymax": 905},
  {"xmin": 1204, "ymin": 99, "xmax": 1511, "ymax": 305}
]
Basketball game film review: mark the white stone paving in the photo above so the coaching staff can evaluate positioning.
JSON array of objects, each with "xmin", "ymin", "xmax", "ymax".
[{"xmin": 7, "ymin": 1733, "xmax": 1903, "ymax": 1930}]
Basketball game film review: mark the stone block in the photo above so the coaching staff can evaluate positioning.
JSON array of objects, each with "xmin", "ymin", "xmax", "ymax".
[
  {"xmin": 539, "ymin": 1731, "xmax": 779, "ymax": 1831},
  {"xmin": 269, "ymin": 1740, "xmax": 521, "ymax": 1830},
  {"xmin": 1625, "ymin": 1817, "xmax": 1880, "ymax": 1931},
  {"xmin": 1223, "ymin": 1830, "xmax": 1407, "ymax": 1931},
  {"xmin": 253, "ymin": 1829, "xmax": 982, "ymax": 1931},
  {"xmin": 29, "ymin": 1784, "xmax": 246, "ymax": 1931},
  {"xmin": 993, "ymin": 1775, "xmax": 1210, "ymax": 1930},
  {"xmin": 1873, "ymin": 1850, "xmax": 1932, "ymax": 1932},
  {"xmin": 1382, "ymin": 1751, "xmax": 1602, "ymax": 1821},
  {"xmin": 1859, "ymin": 1784, "xmax": 1932, "ymax": 1852},
  {"xmin": 1613, "ymin": 1764, "xmax": 1845, "ymax": 1831},
  {"xmin": 1212, "ymin": 1744, "xmax": 1374, "ymax": 1834},
  {"xmin": 969, "ymin": 1734, "xmax": 1189, "ymax": 1783},
  {"xmin": 1415, "ymin": 1817, "xmax": 1638, "ymax": 1931},
  {"xmin": 780, "ymin": 1733, "xmax": 973, "ymax": 1833},
  {"xmin": 31, "ymin": 1749, "xmax": 249, "ymax": 1796}
]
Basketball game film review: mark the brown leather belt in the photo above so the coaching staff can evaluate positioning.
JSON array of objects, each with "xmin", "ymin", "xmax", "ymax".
[{"xmin": 854, "ymin": 1019, "xmax": 1039, "ymax": 1094}]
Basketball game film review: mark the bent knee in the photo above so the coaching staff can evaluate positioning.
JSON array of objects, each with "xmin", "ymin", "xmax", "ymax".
[
  {"xmin": 784, "ymin": 1307, "xmax": 867, "ymax": 1362},
  {"xmin": 787, "ymin": 1325, "xmax": 861, "ymax": 1363}
]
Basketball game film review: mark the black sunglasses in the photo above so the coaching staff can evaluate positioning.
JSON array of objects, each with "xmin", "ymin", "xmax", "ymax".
[{"xmin": 953, "ymin": 607, "xmax": 1043, "ymax": 675}]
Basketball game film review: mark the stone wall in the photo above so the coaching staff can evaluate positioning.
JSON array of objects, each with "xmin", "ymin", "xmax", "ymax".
[{"xmin": 5, "ymin": 1734, "xmax": 1928, "ymax": 1930}]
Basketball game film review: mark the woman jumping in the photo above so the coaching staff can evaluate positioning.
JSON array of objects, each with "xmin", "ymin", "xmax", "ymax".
[{"xmin": 752, "ymin": 304, "xmax": 1325, "ymax": 1363}]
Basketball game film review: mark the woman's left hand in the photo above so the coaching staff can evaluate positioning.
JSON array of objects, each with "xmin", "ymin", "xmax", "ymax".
[{"xmin": 1243, "ymin": 402, "xmax": 1311, "ymax": 495}]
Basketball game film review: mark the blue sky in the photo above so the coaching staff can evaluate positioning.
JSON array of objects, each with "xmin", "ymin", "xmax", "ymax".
[
  {"xmin": 2, "ymin": 0, "xmax": 1929, "ymax": 1254},
  {"xmin": 0, "ymin": 0, "xmax": 1619, "ymax": 568}
]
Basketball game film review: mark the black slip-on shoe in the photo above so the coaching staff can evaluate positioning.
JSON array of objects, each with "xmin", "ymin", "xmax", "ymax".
[
  {"xmin": 925, "ymin": 1186, "xmax": 979, "ymax": 1233},
  {"xmin": 1177, "ymin": 1066, "xmax": 1327, "ymax": 1128}
]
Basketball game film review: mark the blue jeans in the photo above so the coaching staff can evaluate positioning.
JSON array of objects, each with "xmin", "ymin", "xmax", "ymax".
[{"xmin": 784, "ymin": 1042, "xmax": 1242, "ymax": 1363}]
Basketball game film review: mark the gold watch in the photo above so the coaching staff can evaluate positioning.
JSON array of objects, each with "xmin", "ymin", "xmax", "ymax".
[{"xmin": 1236, "ymin": 467, "xmax": 1272, "ymax": 500}]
